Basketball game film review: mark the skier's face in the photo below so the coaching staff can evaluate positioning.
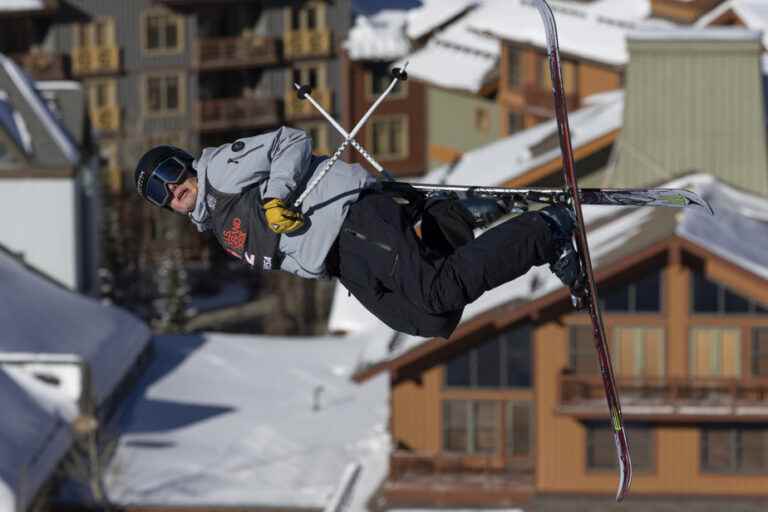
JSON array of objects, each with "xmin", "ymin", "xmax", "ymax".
[{"xmin": 168, "ymin": 174, "xmax": 198, "ymax": 215}]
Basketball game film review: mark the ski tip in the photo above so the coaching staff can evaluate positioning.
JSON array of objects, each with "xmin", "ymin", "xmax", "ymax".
[
  {"xmin": 615, "ymin": 457, "xmax": 632, "ymax": 502},
  {"xmin": 681, "ymin": 191, "xmax": 715, "ymax": 215}
]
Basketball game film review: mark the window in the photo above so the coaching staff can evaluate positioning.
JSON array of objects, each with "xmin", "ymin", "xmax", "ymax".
[
  {"xmin": 508, "ymin": 111, "xmax": 524, "ymax": 134},
  {"xmin": 599, "ymin": 270, "xmax": 662, "ymax": 313},
  {"xmin": 369, "ymin": 116, "xmax": 408, "ymax": 160},
  {"xmin": 702, "ymin": 427, "xmax": 768, "ymax": 473},
  {"xmin": 692, "ymin": 271, "xmax": 766, "ymax": 314},
  {"xmin": 143, "ymin": 10, "xmax": 184, "ymax": 54},
  {"xmin": 75, "ymin": 17, "xmax": 116, "ymax": 47},
  {"xmin": 296, "ymin": 122, "xmax": 329, "ymax": 155},
  {"xmin": 144, "ymin": 74, "xmax": 185, "ymax": 115},
  {"xmin": 570, "ymin": 325, "xmax": 599, "ymax": 374},
  {"xmin": 752, "ymin": 328, "xmax": 768, "ymax": 377},
  {"xmin": 443, "ymin": 400, "xmax": 532, "ymax": 457},
  {"xmin": 444, "ymin": 324, "xmax": 532, "ymax": 388},
  {"xmin": 613, "ymin": 327, "xmax": 665, "ymax": 378},
  {"xmin": 87, "ymin": 79, "xmax": 118, "ymax": 109},
  {"xmin": 588, "ymin": 423, "xmax": 653, "ymax": 471},
  {"xmin": 366, "ymin": 63, "xmax": 406, "ymax": 99},
  {"xmin": 689, "ymin": 327, "xmax": 741, "ymax": 377},
  {"xmin": 475, "ymin": 108, "xmax": 490, "ymax": 133},
  {"xmin": 292, "ymin": 64, "xmax": 325, "ymax": 89},
  {"xmin": 507, "ymin": 48, "xmax": 521, "ymax": 88},
  {"xmin": 507, "ymin": 401, "xmax": 532, "ymax": 458},
  {"xmin": 288, "ymin": 2, "xmax": 325, "ymax": 31}
]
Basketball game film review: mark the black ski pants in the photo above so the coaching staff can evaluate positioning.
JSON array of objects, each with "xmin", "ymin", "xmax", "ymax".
[{"xmin": 333, "ymin": 191, "xmax": 555, "ymax": 338}]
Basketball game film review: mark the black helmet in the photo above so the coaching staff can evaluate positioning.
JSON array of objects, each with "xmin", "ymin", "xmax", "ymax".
[{"xmin": 134, "ymin": 145, "xmax": 195, "ymax": 208}]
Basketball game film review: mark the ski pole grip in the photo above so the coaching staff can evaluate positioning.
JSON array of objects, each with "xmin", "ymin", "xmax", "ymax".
[{"xmin": 296, "ymin": 84, "xmax": 312, "ymax": 99}]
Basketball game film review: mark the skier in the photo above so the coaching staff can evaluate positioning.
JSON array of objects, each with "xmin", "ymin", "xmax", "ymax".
[{"xmin": 134, "ymin": 126, "xmax": 580, "ymax": 338}]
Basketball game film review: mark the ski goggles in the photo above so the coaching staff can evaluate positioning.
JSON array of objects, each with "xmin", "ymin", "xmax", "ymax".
[{"xmin": 143, "ymin": 156, "xmax": 188, "ymax": 208}]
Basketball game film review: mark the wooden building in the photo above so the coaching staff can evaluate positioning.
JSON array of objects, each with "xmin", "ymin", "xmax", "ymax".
[{"xmin": 352, "ymin": 175, "xmax": 768, "ymax": 510}]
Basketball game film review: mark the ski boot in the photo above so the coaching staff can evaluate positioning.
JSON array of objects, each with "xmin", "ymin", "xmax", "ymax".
[
  {"xmin": 458, "ymin": 196, "xmax": 513, "ymax": 228},
  {"xmin": 539, "ymin": 204, "xmax": 587, "ymax": 308}
]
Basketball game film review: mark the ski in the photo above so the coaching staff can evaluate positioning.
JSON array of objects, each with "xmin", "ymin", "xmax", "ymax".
[
  {"xmin": 389, "ymin": 183, "xmax": 714, "ymax": 214},
  {"xmin": 532, "ymin": 0, "xmax": 633, "ymax": 501}
]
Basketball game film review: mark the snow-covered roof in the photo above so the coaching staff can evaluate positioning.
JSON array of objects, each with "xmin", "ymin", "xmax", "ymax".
[
  {"xmin": 345, "ymin": 10, "xmax": 411, "ymax": 61},
  {"xmin": 344, "ymin": 0, "xmax": 478, "ymax": 61},
  {"xmin": 468, "ymin": 0, "xmax": 655, "ymax": 66},
  {"xmin": 406, "ymin": 0, "xmax": 478, "ymax": 40},
  {"xmin": 0, "ymin": 53, "xmax": 78, "ymax": 165},
  {"xmin": 0, "ymin": 369, "xmax": 72, "ymax": 512},
  {"xmin": 424, "ymin": 90, "xmax": 623, "ymax": 186},
  {"xmin": 331, "ymin": 174, "xmax": 768, "ymax": 376},
  {"xmin": 396, "ymin": 1, "xmax": 500, "ymax": 92},
  {"xmin": 0, "ymin": 249, "xmax": 151, "ymax": 404},
  {"xmin": 0, "ymin": 0, "xmax": 45, "ymax": 12},
  {"xmin": 104, "ymin": 332, "xmax": 389, "ymax": 510},
  {"xmin": 696, "ymin": 0, "xmax": 768, "ymax": 48}
]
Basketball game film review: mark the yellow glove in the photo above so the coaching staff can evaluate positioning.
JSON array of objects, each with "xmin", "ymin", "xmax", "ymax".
[{"xmin": 262, "ymin": 198, "xmax": 304, "ymax": 234}]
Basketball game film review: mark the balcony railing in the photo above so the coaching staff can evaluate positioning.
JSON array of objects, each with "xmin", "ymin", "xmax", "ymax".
[
  {"xmin": 559, "ymin": 372, "xmax": 768, "ymax": 420},
  {"xmin": 522, "ymin": 82, "xmax": 579, "ymax": 112},
  {"xmin": 194, "ymin": 36, "xmax": 278, "ymax": 70},
  {"xmin": 13, "ymin": 51, "xmax": 66, "ymax": 80},
  {"xmin": 196, "ymin": 97, "xmax": 279, "ymax": 132},
  {"xmin": 90, "ymin": 105, "xmax": 121, "ymax": 133},
  {"xmin": 283, "ymin": 29, "xmax": 332, "ymax": 59},
  {"xmin": 71, "ymin": 46, "xmax": 121, "ymax": 76},
  {"xmin": 284, "ymin": 87, "xmax": 331, "ymax": 120}
]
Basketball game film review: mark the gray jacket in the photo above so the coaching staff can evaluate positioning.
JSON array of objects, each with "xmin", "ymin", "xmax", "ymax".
[{"xmin": 190, "ymin": 126, "xmax": 374, "ymax": 278}]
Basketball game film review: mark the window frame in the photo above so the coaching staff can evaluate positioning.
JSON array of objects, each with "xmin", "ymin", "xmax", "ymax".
[
  {"xmin": 701, "ymin": 426, "xmax": 768, "ymax": 474},
  {"xmin": 364, "ymin": 65, "xmax": 408, "ymax": 101},
  {"xmin": 142, "ymin": 72, "xmax": 187, "ymax": 117},
  {"xmin": 366, "ymin": 114, "xmax": 410, "ymax": 161},
  {"xmin": 141, "ymin": 8, "xmax": 185, "ymax": 56},
  {"xmin": 690, "ymin": 271, "xmax": 767, "ymax": 315},
  {"xmin": 599, "ymin": 269, "xmax": 664, "ymax": 314}
]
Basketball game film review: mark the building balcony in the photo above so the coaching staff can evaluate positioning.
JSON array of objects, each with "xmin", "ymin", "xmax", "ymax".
[
  {"xmin": 283, "ymin": 29, "xmax": 332, "ymax": 59},
  {"xmin": 521, "ymin": 82, "xmax": 579, "ymax": 114},
  {"xmin": 196, "ymin": 96, "xmax": 279, "ymax": 132},
  {"xmin": 90, "ymin": 105, "xmax": 121, "ymax": 133},
  {"xmin": 13, "ymin": 51, "xmax": 66, "ymax": 80},
  {"xmin": 284, "ymin": 87, "xmax": 331, "ymax": 120},
  {"xmin": 71, "ymin": 46, "xmax": 121, "ymax": 77},
  {"xmin": 194, "ymin": 36, "xmax": 278, "ymax": 71},
  {"xmin": 383, "ymin": 451, "xmax": 534, "ymax": 507},
  {"xmin": 559, "ymin": 372, "xmax": 768, "ymax": 422}
]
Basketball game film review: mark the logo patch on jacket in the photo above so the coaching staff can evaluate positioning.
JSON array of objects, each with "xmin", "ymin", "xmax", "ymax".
[{"xmin": 223, "ymin": 217, "xmax": 246, "ymax": 251}]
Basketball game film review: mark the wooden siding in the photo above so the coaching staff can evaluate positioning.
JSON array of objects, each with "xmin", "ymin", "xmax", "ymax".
[
  {"xmin": 391, "ymin": 366, "xmax": 442, "ymax": 453},
  {"xmin": 345, "ymin": 59, "xmax": 427, "ymax": 177},
  {"xmin": 426, "ymin": 87, "xmax": 501, "ymax": 170},
  {"xmin": 608, "ymin": 36, "xmax": 768, "ymax": 194}
]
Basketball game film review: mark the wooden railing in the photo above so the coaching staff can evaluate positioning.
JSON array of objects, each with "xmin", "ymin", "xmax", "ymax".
[
  {"xmin": 389, "ymin": 451, "xmax": 532, "ymax": 481},
  {"xmin": 196, "ymin": 97, "xmax": 279, "ymax": 132},
  {"xmin": 284, "ymin": 87, "xmax": 331, "ymax": 119},
  {"xmin": 71, "ymin": 46, "xmax": 121, "ymax": 76},
  {"xmin": 283, "ymin": 29, "xmax": 332, "ymax": 59},
  {"xmin": 522, "ymin": 82, "xmax": 579, "ymax": 112},
  {"xmin": 194, "ymin": 36, "xmax": 278, "ymax": 70},
  {"xmin": 560, "ymin": 372, "xmax": 768, "ymax": 418},
  {"xmin": 90, "ymin": 105, "xmax": 121, "ymax": 133}
]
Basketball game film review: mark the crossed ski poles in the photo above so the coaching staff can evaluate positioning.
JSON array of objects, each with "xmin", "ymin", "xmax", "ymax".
[{"xmin": 291, "ymin": 63, "xmax": 409, "ymax": 209}]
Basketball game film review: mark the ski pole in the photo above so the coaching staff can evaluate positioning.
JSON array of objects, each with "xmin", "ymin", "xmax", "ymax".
[
  {"xmin": 293, "ymin": 63, "xmax": 409, "ymax": 208},
  {"xmin": 292, "ymin": 82, "xmax": 392, "ymax": 180}
]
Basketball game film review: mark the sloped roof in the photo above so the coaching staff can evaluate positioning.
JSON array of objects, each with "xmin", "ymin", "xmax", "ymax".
[
  {"xmin": 696, "ymin": 0, "xmax": 768, "ymax": 47},
  {"xmin": 0, "ymin": 248, "xmax": 151, "ymax": 403},
  {"xmin": 331, "ymin": 175, "xmax": 768, "ymax": 380},
  {"xmin": 0, "ymin": 53, "xmax": 78, "ymax": 167},
  {"xmin": 395, "ymin": 0, "xmax": 500, "ymax": 93},
  {"xmin": 420, "ymin": 90, "xmax": 623, "ymax": 185},
  {"xmin": 0, "ymin": 369, "xmax": 72, "ymax": 512},
  {"xmin": 468, "ymin": 0, "xmax": 657, "ymax": 67},
  {"xmin": 103, "ymin": 333, "xmax": 389, "ymax": 510}
]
